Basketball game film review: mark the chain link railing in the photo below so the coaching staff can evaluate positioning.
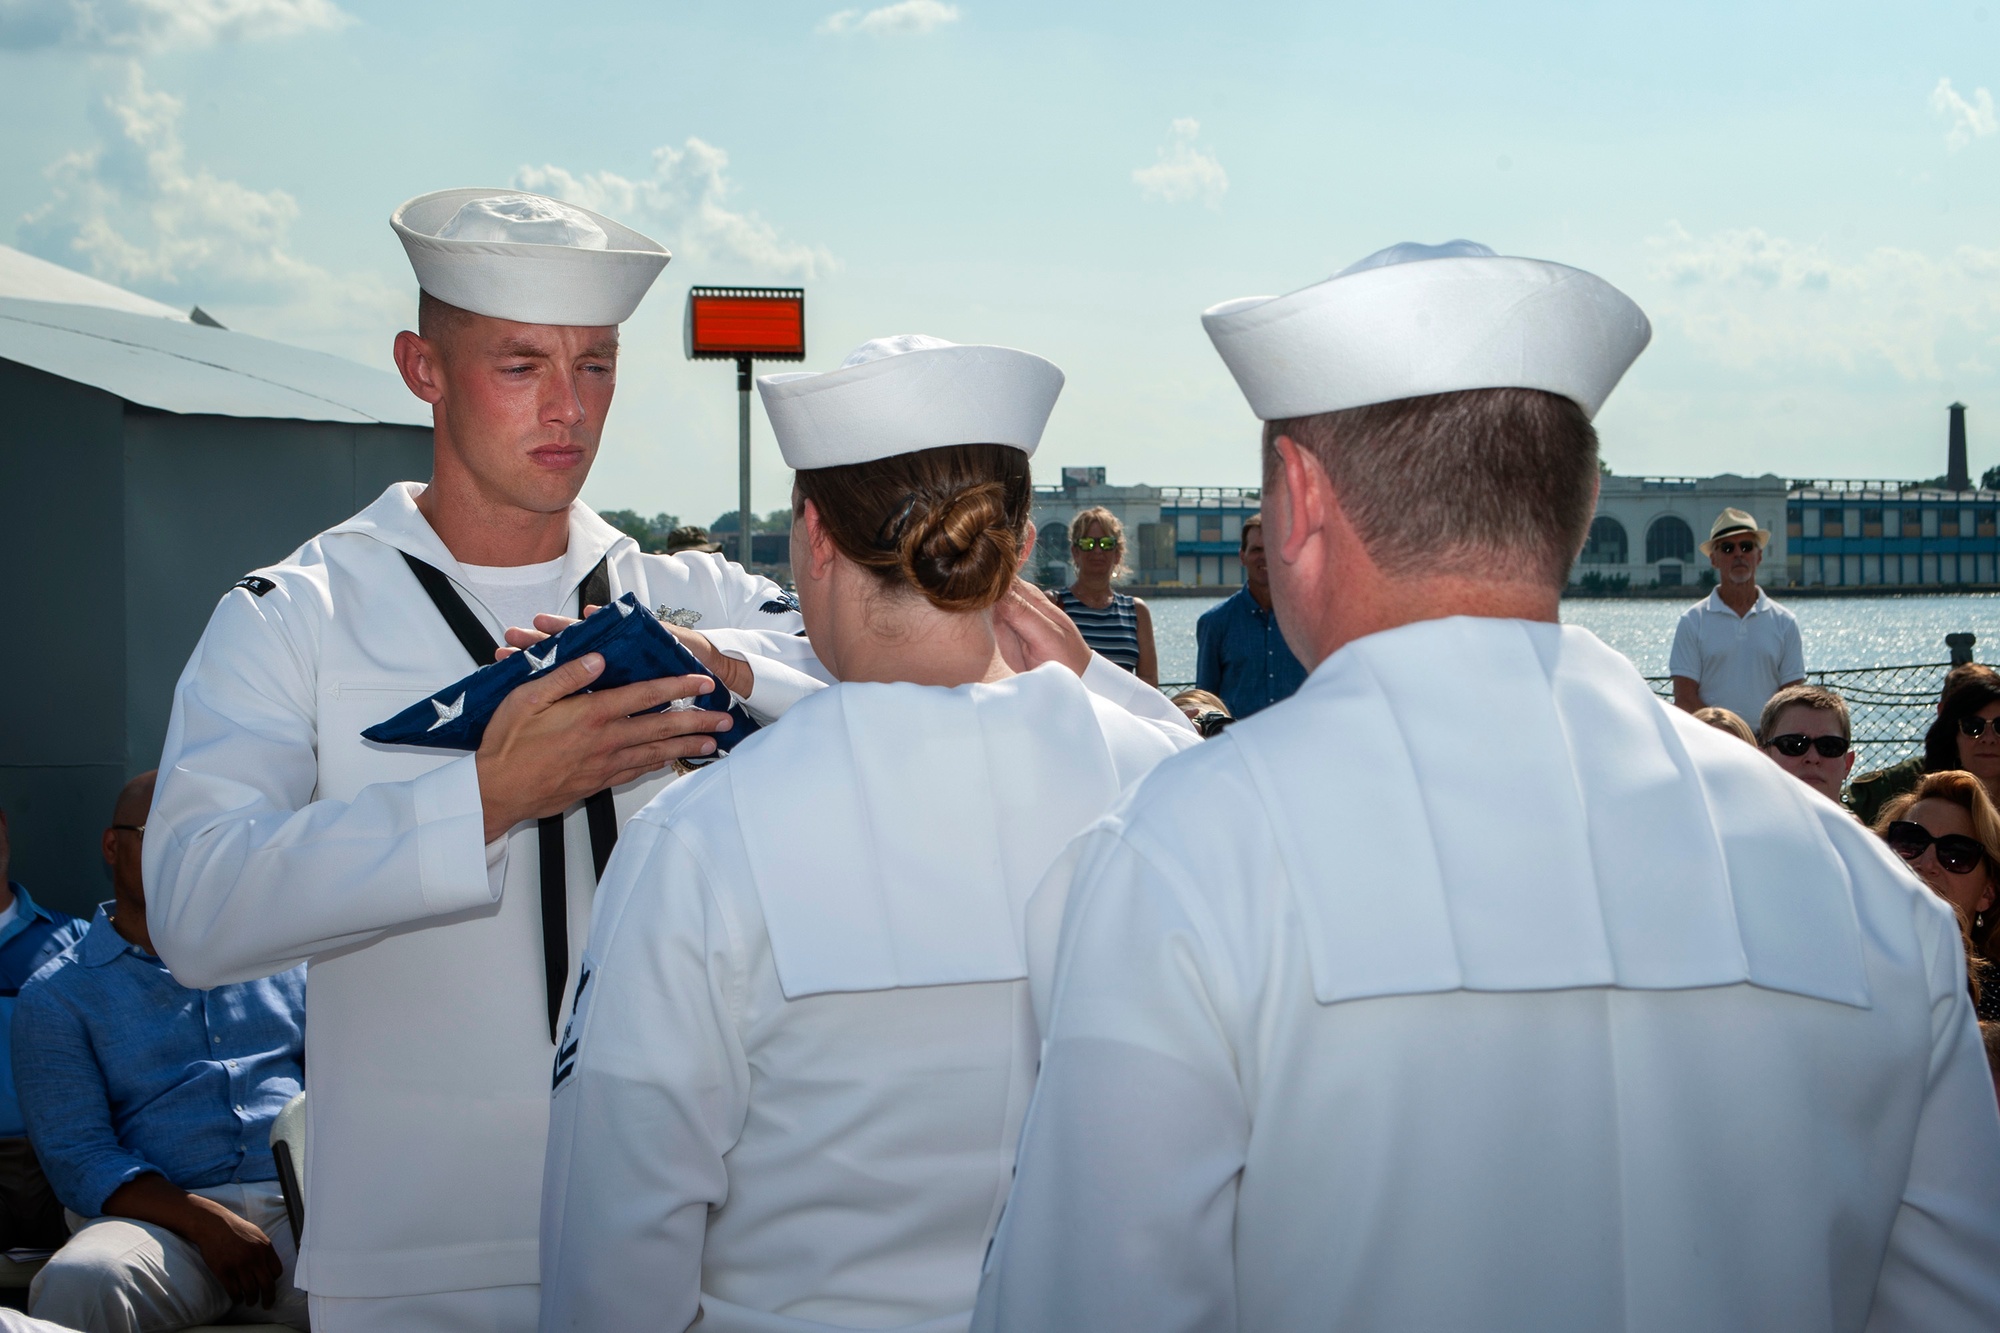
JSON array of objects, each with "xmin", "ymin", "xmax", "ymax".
[
  {"xmin": 1167, "ymin": 645, "xmax": 1974, "ymax": 776},
  {"xmin": 1644, "ymin": 662, "xmax": 1949, "ymax": 773}
]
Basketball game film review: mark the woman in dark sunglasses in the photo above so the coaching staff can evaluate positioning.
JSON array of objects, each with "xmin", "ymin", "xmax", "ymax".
[
  {"xmin": 1875, "ymin": 769, "xmax": 2000, "ymax": 1020},
  {"xmin": 1849, "ymin": 667, "xmax": 2000, "ymax": 827}
]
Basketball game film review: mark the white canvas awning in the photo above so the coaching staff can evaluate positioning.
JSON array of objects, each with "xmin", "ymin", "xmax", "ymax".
[
  {"xmin": 0, "ymin": 244, "xmax": 192, "ymax": 321},
  {"xmin": 0, "ymin": 296, "xmax": 429, "ymax": 426}
]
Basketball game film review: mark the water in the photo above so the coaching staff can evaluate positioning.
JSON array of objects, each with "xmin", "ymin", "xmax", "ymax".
[
  {"xmin": 1144, "ymin": 591, "xmax": 2000, "ymax": 686},
  {"xmin": 1561, "ymin": 594, "xmax": 2000, "ymax": 680}
]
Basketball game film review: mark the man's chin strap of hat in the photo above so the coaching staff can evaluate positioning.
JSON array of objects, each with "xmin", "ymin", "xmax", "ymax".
[{"xmin": 403, "ymin": 552, "xmax": 617, "ymax": 1044}]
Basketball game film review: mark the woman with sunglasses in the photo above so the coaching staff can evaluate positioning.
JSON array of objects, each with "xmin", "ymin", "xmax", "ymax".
[
  {"xmin": 538, "ymin": 337, "xmax": 1194, "ymax": 1331},
  {"xmin": 1849, "ymin": 666, "xmax": 2000, "ymax": 827},
  {"xmin": 1051, "ymin": 507, "xmax": 1158, "ymax": 685},
  {"xmin": 1877, "ymin": 770, "xmax": 2000, "ymax": 1021}
]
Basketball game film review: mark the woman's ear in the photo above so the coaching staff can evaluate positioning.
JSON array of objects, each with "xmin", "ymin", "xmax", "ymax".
[{"xmin": 801, "ymin": 498, "xmax": 838, "ymax": 582}]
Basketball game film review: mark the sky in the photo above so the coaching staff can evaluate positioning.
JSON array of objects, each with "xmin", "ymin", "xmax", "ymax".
[{"xmin": 5, "ymin": 0, "xmax": 2000, "ymax": 525}]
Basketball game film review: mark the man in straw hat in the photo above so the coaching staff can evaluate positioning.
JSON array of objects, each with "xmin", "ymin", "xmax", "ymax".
[
  {"xmin": 975, "ymin": 241, "xmax": 2000, "ymax": 1331},
  {"xmin": 1669, "ymin": 506, "xmax": 1804, "ymax": 727},
  {"xmin": 142, "ymin": 188, "xmax": 827, "ymax": 1331}
]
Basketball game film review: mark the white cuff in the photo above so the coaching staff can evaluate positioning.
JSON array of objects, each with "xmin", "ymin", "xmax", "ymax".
[
  {"xmin": 415, "ymin": 754, "xmax": 503, "ymax": 915},
  {"xmin": 705, "ymin": 629, "xmax": 831, "ymax": 723},
  {"xmin": 1081, "ymin": 653, "xmax": 1197, "ymax": 733}
]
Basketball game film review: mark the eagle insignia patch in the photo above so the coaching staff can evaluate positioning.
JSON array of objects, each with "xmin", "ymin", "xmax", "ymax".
[{"xmin": 759, "ymin": 591, "xmax": 800, "ymax": 615}]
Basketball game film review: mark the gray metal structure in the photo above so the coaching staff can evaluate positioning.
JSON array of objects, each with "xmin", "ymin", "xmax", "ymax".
[{"xmin": 0, "ymin": 295, "xmax": 431, "ymax": 916}]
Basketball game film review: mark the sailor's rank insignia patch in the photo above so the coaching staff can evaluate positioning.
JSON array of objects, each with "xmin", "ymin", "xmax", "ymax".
[
  {"xmin": 760, "ymin": 591, "xmax": 800, "ymax": 615},
  {"xmin": 656, "ymin": 606, "xmax": 703, "ymax": 628},
  {"xmin": 233, "ymin": 575, "xmax": 276, "ymax": 597}
]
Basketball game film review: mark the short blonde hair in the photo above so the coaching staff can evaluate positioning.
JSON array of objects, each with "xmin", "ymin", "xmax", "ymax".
[
  {"xmin": 1068, "ymin": 506, "xmax": 1130, "ymax": 580},
  {"xmin": 1692, "ymin": 707, "xmax": 1756, "ymax": 744},
  {"xmin": 1757, "ymin": 684, "xmax": 1851, "ymax": 746},
  {"xmin": 1068, "ymin": 506, "xmax": 1124, "ymax": 548}
]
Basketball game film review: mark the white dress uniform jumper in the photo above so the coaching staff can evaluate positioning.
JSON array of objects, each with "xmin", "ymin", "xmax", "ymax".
[
  {"xmin": 144, "ymin": 483, "xmax": 822, "ymax": 1312},
  {"xmin": 540, "ymin": 665, "xmax": 1192, "ymax": 1331}
]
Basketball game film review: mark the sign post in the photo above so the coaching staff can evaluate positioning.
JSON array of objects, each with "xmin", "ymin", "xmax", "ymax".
[{"xmin": 684, "ymin": 287, "xmax": 807, "ymax": 564}]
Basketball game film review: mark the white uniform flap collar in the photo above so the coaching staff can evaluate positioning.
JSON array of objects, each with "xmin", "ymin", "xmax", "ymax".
[
  {"xmin": 326, "ymin": 482, "xmax": 632, "ymax": 597},
  {"xmin": 730, "ymin": 664, "xmax": 1122, "ymax": 999},
  {"xmin": 1232, "ymin": 617, "xmax": 1868, "ymax": 1008}
]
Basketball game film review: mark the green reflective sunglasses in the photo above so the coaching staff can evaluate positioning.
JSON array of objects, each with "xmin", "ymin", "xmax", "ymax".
[{"xmin": 1073, "ymin": 536, "xmax": 1120, "ymax": 551}]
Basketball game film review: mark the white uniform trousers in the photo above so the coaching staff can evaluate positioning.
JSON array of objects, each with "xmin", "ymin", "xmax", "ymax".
[
  {"xmin": 308, "ymin": 1283, "xmax": 538, "ymax": 1332},
  {"xmin": 30, "ymin": 1181, "xmax": 307, "ymax": 1333}
]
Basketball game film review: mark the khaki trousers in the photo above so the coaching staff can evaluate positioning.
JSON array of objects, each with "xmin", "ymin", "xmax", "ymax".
[{"xmin": 29, "ymin": 1181, "xmax": 308, "ymax": 1333}]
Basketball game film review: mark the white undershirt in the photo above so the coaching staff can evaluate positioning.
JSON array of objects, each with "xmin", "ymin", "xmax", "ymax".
[{"xmin": 457, "ymin": 555, "xmax": 572, "ymax": 643}]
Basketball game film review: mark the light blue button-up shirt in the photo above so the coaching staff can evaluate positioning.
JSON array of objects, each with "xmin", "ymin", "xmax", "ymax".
[
  {"xmin": 11, "ymin": 905, "xmax": 305, "ymax": 1216},
  {"xmin": 0, "ymin": 884, "xmax": 87, "ymax": 1138}
]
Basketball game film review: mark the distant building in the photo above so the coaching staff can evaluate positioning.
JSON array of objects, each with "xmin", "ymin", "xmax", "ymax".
[
  {"xmin": 0, "ymin": 255, "xmax": 431, "ymax": 915},
  {"xmin": 1787, "ymin": 481, "xmax": 2000, "ymax": 588},
  {"xmin": 1573, "ymin": 473, "xmax": 1790, "ymax": 590},
  {"xmin": 1576, "ymin": 405, "xmax": 2000, "ymax": 591},
  {"xmin": 1030, "ymin": 467, "xmax": 1261, "ymax": 588}
]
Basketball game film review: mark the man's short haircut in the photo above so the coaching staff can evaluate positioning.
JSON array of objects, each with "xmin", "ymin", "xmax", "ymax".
[
  {"xmin": 1240, "ymin": 512, "xmax": 1263, "ymax": 549},
  {"xmin": 1757, "ymin": 684, "xmax": 1851, "ymax": 746},
  {"xmin": 417, "ymin": 289, "xmax": 473, "ymax": 346},
  {"xmin": 1262, "ymin": 387, "xmax": 1598, "ymax": 590}
]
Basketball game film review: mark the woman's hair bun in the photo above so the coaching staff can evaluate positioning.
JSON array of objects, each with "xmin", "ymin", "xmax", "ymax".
[{"xmin": 897, "ymin": 481, "xmax": 1019, "ymax": 612}]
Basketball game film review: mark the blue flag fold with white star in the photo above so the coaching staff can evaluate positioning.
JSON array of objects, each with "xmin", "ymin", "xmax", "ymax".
[{"xmin": 361, "ymin": 593, "xmax": 760, "ymax": 753}]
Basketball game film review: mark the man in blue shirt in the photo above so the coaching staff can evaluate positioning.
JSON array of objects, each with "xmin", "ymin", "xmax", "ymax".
[
  {"xmin": 14, "ymin": 772, "xmax": 307, "ymax": 1332},
  {"xmin": 0, "ymin": 805, "xmax": 86, "ymax": 1253},
  {"xmin": 1195, "ymin": 514, "xmax": 1307, "ymax": 719}
]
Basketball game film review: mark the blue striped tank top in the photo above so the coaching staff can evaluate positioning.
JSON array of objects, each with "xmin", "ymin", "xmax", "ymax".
[{"xmin": 1055, "ymin": 587, "xmax": 1142, "ymax": 672}]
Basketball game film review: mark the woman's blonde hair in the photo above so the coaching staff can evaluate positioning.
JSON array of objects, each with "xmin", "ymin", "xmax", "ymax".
[{"xmin": 1068, "ymin": 506, "xmax": 1130, "ymax": 581}]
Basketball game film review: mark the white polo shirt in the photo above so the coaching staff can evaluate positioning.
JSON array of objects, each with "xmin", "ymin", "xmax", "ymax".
[{"xmin": 1668, "ymin": 586, "xmax": 1804, "ymax": 727}]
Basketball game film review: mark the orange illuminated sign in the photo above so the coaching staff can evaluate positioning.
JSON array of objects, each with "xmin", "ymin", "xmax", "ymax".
[{"xmin": 684, "ymin": 287, "xmax": 806, "ymax": 361}]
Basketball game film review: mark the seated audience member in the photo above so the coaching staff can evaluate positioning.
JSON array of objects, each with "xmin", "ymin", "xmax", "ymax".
[
  {"xmin": 1876, "ymin": 769, "xmax": 2000, "ymax": 1022},
  {"xmin": 1757, "ymin": 684, "xmax": 1854, "ymax": 805},
  {"xmin": 1849, "ymin": 664, "xmax": 2000, "ymax": 826},
  {"xmin": 0, "ymin": 807, "xmax": 86, "ymax": 1251},
  {"xmin": 1691, "ymin": 706, "xmax": 1755, "ymax": 745},
  {"xmin": 1169, "ymin": 688, "xmax": 1233, "ymax": 737},
  {"xmin": 13, "ymin": 772, "xmax": 307, "ymax": 1333}
]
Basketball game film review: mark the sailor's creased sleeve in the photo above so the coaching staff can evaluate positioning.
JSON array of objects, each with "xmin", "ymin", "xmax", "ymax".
[
  {"xmin": 145, "ymin": 581, "xmax": 495, "ymax": 989},
  {"xmin": 540, "ymin": 817, "xmax": 749, "ymax": 1332},
  {"xmin": 12, "ymin": 985, "xmax": 155, "ymax": 1216},
  {"xmin": 676, "ymin": 551, "xmax": 834, "ymax": 722},
  {"xmin": 974, "ymin": 832, "xmax": 1245, "ymax": 1333},
  {"xmin": 1081, "ymin": 652, "xmax": 1198, "ymax": 739},
  {"xmin": 1864, "ymin": 901, "xmax": 2000, "ymax": 1329}
]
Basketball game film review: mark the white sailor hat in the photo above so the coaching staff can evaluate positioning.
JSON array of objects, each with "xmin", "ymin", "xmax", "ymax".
[
  {"xmin": 391, "ymin": 188, "xmax": 671, "ymax": 327},
  {"xmin": 757, "ymin": 334, "xmax": 1065, "ymax": 470},
  {"xmin": 1201, "ymin": 239, "xmax": 1650, "ymax": 422}
]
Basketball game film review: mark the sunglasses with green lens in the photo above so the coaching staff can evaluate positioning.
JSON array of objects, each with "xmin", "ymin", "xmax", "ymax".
[{"xmin": 1074, "ymin": 536, "xmax": 1120, "ymax": 551}]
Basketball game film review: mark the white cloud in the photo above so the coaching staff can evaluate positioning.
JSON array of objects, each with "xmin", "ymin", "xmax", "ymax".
[
  {"xmin": 1131, "ymin": 118, "xmax": 1228, "ymax": 209},
  {"xmin": 1645, "ymin": 222, "xmax": 2000, "ymax": 382},
  {"xmin": 817, "ymin": 0, "xmax": 959, "ymax": 36},
  {"xmin": 516, "ymin": 141, "xmax": 834, "ymax": 280},
  {"xmin": 0, "ymin": 0, "xmax": 347, "ymax": 51},
  {"xmin": 1931, "ymin": 76, "xmax": 1997, "ymax": 151},
  {"xmin": 15, "ymin": 62, "xmax": 399, "ymax": 360}
]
